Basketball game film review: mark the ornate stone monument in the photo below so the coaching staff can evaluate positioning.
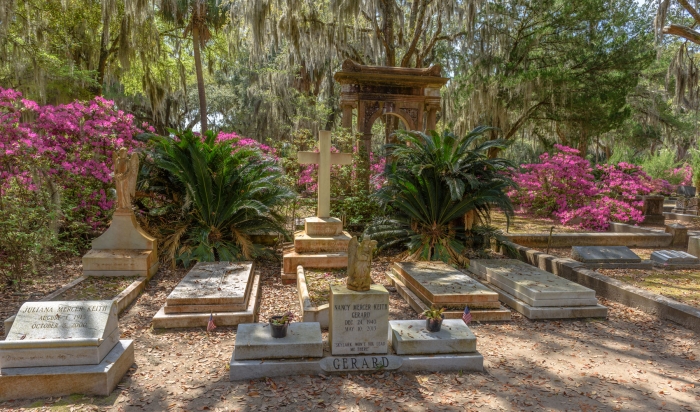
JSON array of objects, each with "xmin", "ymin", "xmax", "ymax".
[
  {"xmin": 346, "ymin": 237, "xmax": 377, "ymax": 292},
  {"xmin": 282, "ymin": 131, "xmax": 353, "ymax": 283},
  {"xmin": 82, "ymin": 148, "xmax": 158, "ymax": 278}
]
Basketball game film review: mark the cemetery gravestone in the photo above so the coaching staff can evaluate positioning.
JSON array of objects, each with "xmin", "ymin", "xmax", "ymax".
[
  {"xmin": 677, "ymin": 186, "xmax": 696, "ymax": 198},
  {"xmin": 152, "ymin": 261, "xmax": 262, "ymax": 328},
  {"xmin": 650, "ymin": 250, "xmax": 700, "ymax": 266},
  {"xmin": 470, "ymin": 259, "xmax": 607, "ymax": 319},
  {"xmin": 329, "ymin": 284, "xmax": 389, "ymax": 355},
  {"xmin": 571, "ymin": 246, "xmax": 642, "ymax": 263},
  {"xmin": 0, "ymin": 301, "xmax": 119, "ymax": 368},
  {"xmin": 0, "ymin": 300, "xmax": 134, "ymax": 400}
]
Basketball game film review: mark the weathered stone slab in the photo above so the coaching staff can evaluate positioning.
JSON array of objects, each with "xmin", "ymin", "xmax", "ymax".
[
  {"xmin": 163, "ymin": 303, "xmax": 246, "ymax": 314},
  {"xmin": 651, "ymin": 250, "xmax": 700, "ymax": 265},
  {"xmin": 282, "ymin": 250, "xmax": 348, "ymax": 274},
  {"xmin": 320, "ymin": 355, "xmax": 401, "ymax": 372},
  {"xmin": 294, "ymin": 231, "xmax": 352, "ymax": 253},
  {"xmin": 481, "ymin": 279, "xmax": 608, "ymax": 320},
  {"xmin": 571, "ymin": 246, "xmax": 641, "ymax": 264},
  {"xmin": 233, "ymin": 322, "xmax": 323, "ymax": 360},
  {"xmin": 0, "ymin": 301, "xmax": 119, "ymax": 368},
  {"xmin": 470, "ymin": 259, "xmax": 596, "ymax": 303},
  {"xmin": 390, "ymin": 320, "xmax": 476, "ymax": 355},
  {"xmin": 166, "ymin": 262, "xmax": 253, "ymax": 306},
  {"xmin": 82, "ymin": 249, "xmax": 159, "ymax": 278},
  {"xmin": 305, "ymin": 217, "xmax": 343, "ymax": 236},
  {"xmin": 329, "ymin": 284, "xmax": 389, "ymax": 355},
  {"xmin": 0, "ymin": 340, "xmax": 133, "ymax": 401},
  {"xmin": 678, "ymin": 185, "xmax": 696, "ymax": 197},
  {"xmin": 384, "ymin": 271, "xmax": 512, "ymax": 321},
  {"xmin": 152, "ymin": 271, "xmax": 261, "ymax": 329},
  {"xmin": 688, "ymin": 236, "xmax": 700, "ymax": 258},
  {"xmin": 392, "ymin": 262, "xmax": 500, "ymax": 309},
  {"xmin": 666, "ymin": 223, "xmax": 689, "ymax": 247}
]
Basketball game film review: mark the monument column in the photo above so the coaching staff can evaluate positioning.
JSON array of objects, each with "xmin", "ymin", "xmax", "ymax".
[{"xmin": 341, "ymin": 102, "xmax": 355, "ymax": 130}]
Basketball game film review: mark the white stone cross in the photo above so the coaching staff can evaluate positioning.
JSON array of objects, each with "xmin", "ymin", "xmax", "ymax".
[{"xmin": 298, "ymin": 130, "xmax": 353, "ymax": 218}]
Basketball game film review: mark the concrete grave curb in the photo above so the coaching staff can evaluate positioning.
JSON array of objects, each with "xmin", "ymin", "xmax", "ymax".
[
  {"xmin": 499, "ymin": 241, "xmax": 700, "ymax": 333},
  {"xmin": 297, "ymin": 266, "xmax": 330, "ymax": 328},
  {"xmin": 4, "ymin": 276, "xmax": 148, "ymax": 337}
]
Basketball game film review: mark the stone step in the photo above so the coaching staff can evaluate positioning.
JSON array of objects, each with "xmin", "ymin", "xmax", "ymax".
[
  {"xmin": 294, "ymin": 231, "xmax": 352, "ymax": 253},
  {"xmin": 304, "ymin": 217, "xmax": 343, "ymax": 236},
  {"xmin": 282, "ymin": 251, "xmax": 348, "ymax": 274}
]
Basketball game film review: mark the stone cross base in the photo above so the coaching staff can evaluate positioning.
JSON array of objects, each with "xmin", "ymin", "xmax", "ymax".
[{"xmin": 282, "ymin": 217, "xmax": 351, "ymax": 283}]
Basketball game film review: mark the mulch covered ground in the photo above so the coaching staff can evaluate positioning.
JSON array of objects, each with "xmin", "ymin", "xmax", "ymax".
[{"xmin": 1, "ymin": 253, "xmax": 699, "ymax": 411}]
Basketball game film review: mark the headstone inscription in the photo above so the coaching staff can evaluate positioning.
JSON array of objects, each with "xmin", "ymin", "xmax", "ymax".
[
  {"xmin": 0, "ymin": 300, "xmax": 119, "ymax": 368},
  {"xmin": 329, "ymin": 284, "xmax": 389, "ymax": 355}
]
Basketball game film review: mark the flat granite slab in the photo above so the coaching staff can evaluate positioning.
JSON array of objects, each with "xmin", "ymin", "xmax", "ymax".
[
  {"xmin": 229, "ymin": 352, "xmax": 484, "ymax": 380},
  {"xmin": 389, "ymin": 320, "xmax": 476, "ymax": 355},
  {"xmin": 384, "ymin": 271, "xmax": 512, "ymax": 322},
  {"xmin": 0, "ymin": 340, "xmax": 133, "ymax": 401},
  {"xmin": 392, "ymin": 262, "xmax": 500, "ymax": 309},
  {"xmin": 166, "ymin": 262, "xmax": 254, "ymax": 306},
  {"xmin": 480, "ymin": 279, "xmax": 608, "ymax": 320},
  {"xmin": 651, "ymin": 250, "xmax": 700, "ymax": 265},
  {"xmin": 152, "ymin": 271, "xmax": 261, "ymax": 329},
  {"xmin": 234, "ymin": 322, "xmax": 323, "ymax": 360},
  {"xmin": 572, "ymin": 246, "xmax": 642, "ymax": 264},
  {"xmin": 470, "ymin": 259, "xmax": 597, "ymax": 306}
]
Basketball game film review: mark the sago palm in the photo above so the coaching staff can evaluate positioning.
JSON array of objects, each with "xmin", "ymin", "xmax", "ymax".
[{"xmin": 143, "ymin": 130, "xmax": 292, "ymax": 266}]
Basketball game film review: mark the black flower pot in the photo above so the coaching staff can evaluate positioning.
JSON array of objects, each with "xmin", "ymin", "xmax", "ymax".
[
  {"xmin": 270, "ymin": 316, "xmax": 289, "ymax": 338},
  {"xmin": 425, "ymin": 316, "xmax": 444, "ymax": 332}
]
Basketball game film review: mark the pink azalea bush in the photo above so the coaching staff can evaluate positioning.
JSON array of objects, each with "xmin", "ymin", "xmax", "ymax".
[
  {"xmin": 0, "ymin": 87, "xmax": 147, "ymax": 236},
  {"xmin": 510, "ymin": 144, "xmax": 666, "ymax": 231}
]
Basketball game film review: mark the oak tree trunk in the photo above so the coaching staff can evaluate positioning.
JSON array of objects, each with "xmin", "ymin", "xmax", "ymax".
[{"xmin": 192, "ymin": 24, "xmax": 208, "ymax": 134}]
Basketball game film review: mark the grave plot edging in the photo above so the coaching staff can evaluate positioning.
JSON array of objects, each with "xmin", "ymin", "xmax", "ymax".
[
  {"xmin": 296, "ymin": 266, "xmax": 329, "ymax": 328},
  {"xmin": 3, "ymin": 276, "xmax": 147, "ymax": 338},
  {"xmin": 501, "ymin": 241, "xmax": 700, "ymax": 333},
  {"xmin": 505, "ymin": 232, "xmax": 672, "ymax": 248}
]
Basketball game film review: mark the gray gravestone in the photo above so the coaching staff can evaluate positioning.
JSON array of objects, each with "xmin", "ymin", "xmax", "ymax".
[
  {"xmin": 571, "ymin": 246, "xmax": 642, "ymax": 264},
  {"xmin": 0, "ymin": 301, "xmax": 119, "ymax": 368},
  {"xmin": 678, "ymin": 186, "xmax": 696, "ymax": 197},
  {"xmin": 233, "ymin": 322, "xmax": 323, "ymax": 360},
  {"xmin": 650, "ymin": 250, "xmax": 700, "ymax": 265},
  {"xmin": 329, "ymin": 284, "xmax": 389, "ymax": 356},
  {"xmin": 390, "ymin": 320, "xmax": 476, "ymax": 355}
]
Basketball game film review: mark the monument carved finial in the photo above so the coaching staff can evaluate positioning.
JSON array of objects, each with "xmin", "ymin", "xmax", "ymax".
[
  {"xmin": 346, "ymin": 237, "xmax": 377, "ymax": 292},
  {"xmin": 113, "ymin": 147, "xmax": 139, "ymax": 211}
]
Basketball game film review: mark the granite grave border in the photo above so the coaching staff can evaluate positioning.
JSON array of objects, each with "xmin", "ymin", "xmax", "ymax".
[
  {"xmin": 498, "ymin": 241, "xmax": 700, "ymax": 333},
  {"xmin": 297, "ymin": 265, "xmax": 330, "ymax": 328},
  {"xmin": 3, "ymin": 276, "xmax": 148, "ymax": 337}
]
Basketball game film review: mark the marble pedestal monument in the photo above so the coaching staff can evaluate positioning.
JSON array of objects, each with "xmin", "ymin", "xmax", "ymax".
[
  {"xmin": 82, "ymin": 148, "xmax": 158, "ymax": 278},
  {"xmin": 0, "ymin": 301, "xmax": 133, "ymax": 400},
  {"xmin": 282, "ymin": 131, "xmax": 353, "ymax": 283}
]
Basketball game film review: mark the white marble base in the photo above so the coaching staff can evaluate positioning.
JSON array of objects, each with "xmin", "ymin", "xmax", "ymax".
[
  {"xmin": 234, "ymin": 322, "xmax": 323, "ymax": 360},
  {"xmin": 229, "ymin": 351, "xmax": 484, "ymax": 380},
  {"xmin": 389, "ymin": 320, "xmax": 476, "ymax": 355},
  {"xmin": 0, "ymin": 340, "xmax": 134, "ymax": 401}
]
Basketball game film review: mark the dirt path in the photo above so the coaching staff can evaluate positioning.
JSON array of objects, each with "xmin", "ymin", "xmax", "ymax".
[{"xmin": 1, "ymin": 257, "xmax": 699, "ymax": 411}]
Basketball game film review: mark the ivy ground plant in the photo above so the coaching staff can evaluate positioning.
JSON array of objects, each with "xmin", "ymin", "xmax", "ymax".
[
  {"xmin": 365, "ymin": 128, "xmax": 516, "ymax": 265},
  {"xmin": 141, "ymin": 130, "xmax": 293, "ymax": 267}
]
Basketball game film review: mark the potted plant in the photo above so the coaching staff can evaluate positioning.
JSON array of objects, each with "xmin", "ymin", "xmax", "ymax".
[
  {"xmin": 269, "ymin": 312, "xmax": 294, "ymax": 338},
  {"xmin": 422, "ymin": 307, "xmax": 445, "ymax": 332}
]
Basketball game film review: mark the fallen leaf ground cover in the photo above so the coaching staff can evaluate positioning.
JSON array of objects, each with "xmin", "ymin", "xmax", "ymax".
[
  {"xmin": 599, "ymin": 268, "xmax": 700, "ymax": 310},
  {"xmin": 1, "ymin": 253, "xmax": 699, "ymax": 411},
  {"xmin": 490, "ymin": 211, "xmax": 585, "ymax": 234},
  {"xmin": 51, "ymin": 276, "xmax": 139, "ymax": 301},
  {"xmin": 304, "ymin": 269, "xmax": 347, "ymax": 307}
]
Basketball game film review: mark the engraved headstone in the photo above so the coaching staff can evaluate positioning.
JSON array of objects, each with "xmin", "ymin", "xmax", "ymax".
[
  {"xmin": 571, "ymin": 246, "xmax": 642, "ymax": 264},
  {"xmin": 329, "ymin": 284, "xmax": 389, "ymax": 355},
  {"xmin": 0, "ymin": 300, "xmax": 119, "ymax": 368},
  {"xmin": 650, "ymin": 250, "xmax": 700, "ymax": 265}
]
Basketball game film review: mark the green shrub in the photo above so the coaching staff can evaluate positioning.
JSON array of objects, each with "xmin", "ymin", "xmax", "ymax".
[{"xmin": 0, "ymin": 181, "xmax": 58, "ymax": 289}]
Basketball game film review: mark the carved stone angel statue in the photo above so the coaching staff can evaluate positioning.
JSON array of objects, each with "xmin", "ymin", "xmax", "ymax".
[
  {"xmin": 113, "ymin": 148, "xmax": 139, "ymax": 210},
  {"xmin": 346, "ymin": 236, "xmax": 378, "ymax": 292}
]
